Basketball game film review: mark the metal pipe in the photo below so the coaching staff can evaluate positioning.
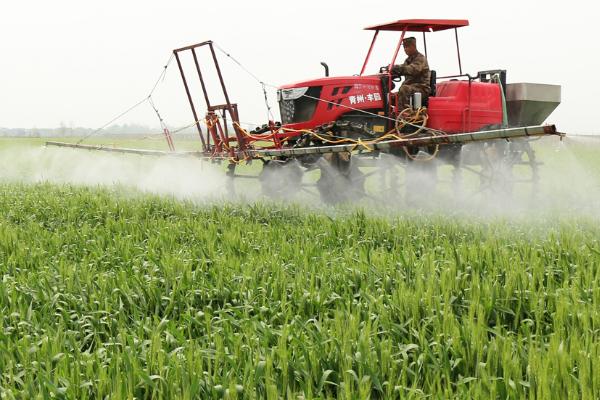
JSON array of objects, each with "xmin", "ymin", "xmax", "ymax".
[
  {"xmin": 360, "ymin": 30, "xmax": 379, "ymax": 75},
  {"xmin": 437, "ymin": 74, "xmax": 474, "ymax": 80},
  {"xmin": 387, "ymin": 29, "xmax": 407, "ymax": 116},
  {"xmin": 206, "ymin": 113, "xmax": 222, "ymax": 151},
  {"xmin": 191, "ymin": 48, "xmax": 211, "ymax": 108},
  {"xmin": 422, "ymin": 32, "xmax": 428, "ymax": 58},
  {"xmin": 45, "ymin": 141, "xmax": 202, "ymax": 157},
  {"xmin": 208, "ymin": 43, "xmax": 232, "ymax": 106},
  {"xmin": 163, "ymin": 128, "xmax": 176, "ymax": 152},
  {"xmin": 173, "ymin": 40, "xmax": 213, "ymax": 53},
  {"xmin": 174, "ymin": 51, "xmax": 207, "ymax": 151},
  {"xmin": 390, "ymin": 29, "xmax": 406, "ymax": 68},
  {"xmin": 455, "ymin": 28, "xmax": 463, "ymax": 75},
  {"xmin": 320, "ymin": 62, "xmax": 329, "ymax": 77},
  {"xmin": 222, "ymin": 111, "xmax": 228, "ymax": 135},
  {"xmin": 208, "ymin": 42, "xmax": 245, "ymax": 148}
]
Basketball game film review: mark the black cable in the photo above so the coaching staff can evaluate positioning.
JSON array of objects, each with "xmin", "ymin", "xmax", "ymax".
[
  {"xmin": 75, "ymin": 97, "xmax": 149, "ymax": 145},
  {"xmin": 76, "ymin": 53, "xmax": 174, "ymax": 145},
  {"xmin": 215, "ymin": 43, "xmax": 275, "ymax": 121},
  {"xmin": 148, "ymin": 54, "xmax": 174, "ymax": 97}
]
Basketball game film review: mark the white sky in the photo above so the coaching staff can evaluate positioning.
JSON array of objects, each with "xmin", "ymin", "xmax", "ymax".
[{"xmin": 1, "ymin": 0, "xmax": 598, "ymax": 133}]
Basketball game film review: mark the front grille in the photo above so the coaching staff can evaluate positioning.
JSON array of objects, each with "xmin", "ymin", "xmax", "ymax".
[
  {"xmin": 280, "ymin": 99, "xmax": 296, "ymax": 125},
  {"xmin": 279, "ymin": 87, "xmax": 322, "ymax": 124}
]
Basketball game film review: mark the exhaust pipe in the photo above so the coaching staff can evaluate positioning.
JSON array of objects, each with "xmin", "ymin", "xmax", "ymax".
[{"xmin": 320, "ymin": 62, "xmax": 329, "ymax": 77}]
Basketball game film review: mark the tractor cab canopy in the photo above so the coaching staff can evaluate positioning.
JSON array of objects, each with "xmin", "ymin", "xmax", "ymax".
[
  {"xmin": 360, "ymin": 18, "xmax": 469, "ymax": 76},
  {"xmin": 364, "ymin": 19, "xmax": 469, "ymax": 32}
]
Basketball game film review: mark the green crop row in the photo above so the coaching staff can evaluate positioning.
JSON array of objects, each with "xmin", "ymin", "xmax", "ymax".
[{"xmin": 0, "ymin": 183, "xmax": 599, "ymax": 399}]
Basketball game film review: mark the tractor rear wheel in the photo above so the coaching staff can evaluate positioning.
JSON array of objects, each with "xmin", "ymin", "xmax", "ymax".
[{"xmin": 457, "ymin": 138, "xmax": 540, "ymax": 201}]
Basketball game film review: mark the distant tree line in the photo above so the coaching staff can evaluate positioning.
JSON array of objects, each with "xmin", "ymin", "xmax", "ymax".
[{"xmin": 0, "ymin": 123, "xmax": 198, "ymax": 138}]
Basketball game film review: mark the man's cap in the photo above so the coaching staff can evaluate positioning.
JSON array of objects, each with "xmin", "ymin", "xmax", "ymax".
[{"xmin": 402, "ymin": 37, "xmax": 417, "ymax": 46}]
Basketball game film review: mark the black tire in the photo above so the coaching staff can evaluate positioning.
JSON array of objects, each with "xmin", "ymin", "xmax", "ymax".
[
  {"xmin": 458, "ymin": 139, "xmax": 539, "ymax": 200},
  {"xmin": 316, "ymin": 153, "xmax": 366, "ymax": 204},
  {"xmin": 259, "ymin": 160, "xmax": 304, "ymax": 199}
]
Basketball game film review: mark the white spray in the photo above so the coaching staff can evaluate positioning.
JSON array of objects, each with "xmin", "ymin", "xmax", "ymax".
[{"xmin": 0, "ymin": 136, "xmax": 598, "ymax": 218}]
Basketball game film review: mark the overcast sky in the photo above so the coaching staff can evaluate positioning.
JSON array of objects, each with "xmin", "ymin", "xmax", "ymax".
[{"xmin": 1, "ymin": 0, "xmax": 598, "ymax": 133}]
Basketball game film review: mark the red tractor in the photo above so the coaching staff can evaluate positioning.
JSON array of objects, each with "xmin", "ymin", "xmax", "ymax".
[
  {"xmin": 253, "ymin": 20, "xmax": 559, "ymax": 202},
  {"xmin": 265, "ymin": 19, "xmax": 545, "ymax": 202},
  {"xmin": 48, "ymin": 19, "xmax": 562, "ymax": 203}
]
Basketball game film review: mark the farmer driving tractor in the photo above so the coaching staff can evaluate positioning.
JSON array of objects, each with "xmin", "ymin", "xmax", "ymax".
[{"xmin": 391, "ymin": 36, "xmax": 431, "ymax": 108}]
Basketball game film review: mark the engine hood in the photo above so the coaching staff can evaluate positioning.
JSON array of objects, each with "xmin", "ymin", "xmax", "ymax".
[{"xmin": 279, "ymin": 75, "xmax": 383, "ymax": 89}]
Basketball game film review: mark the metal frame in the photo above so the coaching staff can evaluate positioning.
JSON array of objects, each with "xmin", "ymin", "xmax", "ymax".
[{"xmin": 173, "ymin": 41, "xmax": 246, "ymax": 156}]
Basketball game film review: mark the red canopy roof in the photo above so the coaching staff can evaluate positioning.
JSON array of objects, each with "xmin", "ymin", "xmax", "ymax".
[{"xmin": 365, "ymin": 19, "xmax": 469, "ymax": 32}]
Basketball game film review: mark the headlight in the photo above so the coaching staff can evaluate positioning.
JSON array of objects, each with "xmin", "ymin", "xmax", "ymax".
[{"xmin": 279, "ymin": 87, "xmax": 309, "ymax": 101}]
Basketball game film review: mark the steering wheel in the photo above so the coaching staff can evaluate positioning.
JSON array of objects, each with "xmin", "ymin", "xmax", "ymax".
[{"xmin": 380, "ymin": 65, "xmax": 403, "ymax": 82}]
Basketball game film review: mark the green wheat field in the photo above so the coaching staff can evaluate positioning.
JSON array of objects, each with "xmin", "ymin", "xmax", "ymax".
[{"xmin": 0, "ymin": 136, "xmax": 599, "ymax": 399}]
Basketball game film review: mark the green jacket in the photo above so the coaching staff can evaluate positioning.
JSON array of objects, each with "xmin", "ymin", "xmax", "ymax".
[{"xmin": 392, "ymin": 52, "xmax": 431, "ymax": 93}]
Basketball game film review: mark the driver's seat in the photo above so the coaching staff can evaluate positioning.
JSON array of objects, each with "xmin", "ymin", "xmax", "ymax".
[
  {"xmin": 422, "ymin": 70, "xmax": 436, "ymax": 107},
  {"xmin": 429, "ymin": 70, "xmax": 437, "ymax": 97}
]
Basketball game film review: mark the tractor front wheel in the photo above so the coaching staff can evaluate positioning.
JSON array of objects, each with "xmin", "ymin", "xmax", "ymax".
[
  {"xmin": 316, "ymin": 152, "xmax": 366, "ymax": 204},
  {"xmin": 259, "ymin": 159, "xmax": 304, "ymax": 199}
]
